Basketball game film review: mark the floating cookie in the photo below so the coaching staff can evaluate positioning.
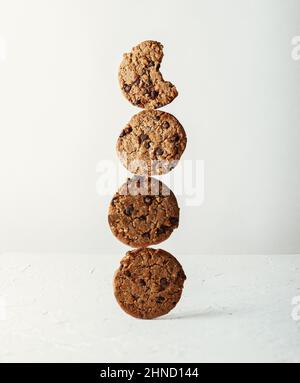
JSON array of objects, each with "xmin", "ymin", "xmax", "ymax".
[
  {"xmin": 117, "ymin": 110, "xmax": 187, "ymax": 175},
  {"xmin": 119, "ymin": 40, "xmax": 178, "ymax": 109},
  {"xmin": 114, "ymin": 247, "xmax": 186, "ymax": 319},
  {"xmin": 108, "ymin": 177, "xmax": 179, "ymax": 247}
]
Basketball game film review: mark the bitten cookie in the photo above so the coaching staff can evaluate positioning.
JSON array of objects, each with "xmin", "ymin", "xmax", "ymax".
[
  {"xmin": 118, "ymin": 40, "xmax": 178, "ymax": 109},
  {"xmin": 114, "ymin": 248, "xmax": 186, "ymax": 319},
  {"xmin": 117, "ymin": 110, "xmax": 187, "ymax": 175},
  {"xmin": 108, "ymin": 177, "xmax": 179, "ymax": 247}
]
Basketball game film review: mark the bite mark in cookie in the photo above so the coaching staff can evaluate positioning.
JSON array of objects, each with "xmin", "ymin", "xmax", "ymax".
[{"xmin": 119, "ymin": 40, "xmax": 178, "ymax": 109}]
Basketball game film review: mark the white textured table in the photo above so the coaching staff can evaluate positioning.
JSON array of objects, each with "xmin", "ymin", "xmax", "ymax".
[{"xmin": 0, "ymin": 253, "xmax": 300, "ymax": 363}]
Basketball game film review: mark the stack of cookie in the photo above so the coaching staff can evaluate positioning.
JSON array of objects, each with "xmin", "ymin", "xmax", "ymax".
[{"xmin": 108, "ymin": 41, "xmax": 187, "ymax": 319}]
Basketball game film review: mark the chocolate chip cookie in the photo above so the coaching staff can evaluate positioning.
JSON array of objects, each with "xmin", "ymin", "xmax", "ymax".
[
  {"xmin": 114, "ymin": 247, "xmax": 186, "ymax": 319},
  {"xmin": 108, "ymin": 177, "xmax": 179, "ymax": 247},
  {"xmin": 117, "ymin": 110, "xmax": 187, "ymax": 175},
  {"xmin": 119, "ymin": 40, "xmax": 178, "ymax": 109}
]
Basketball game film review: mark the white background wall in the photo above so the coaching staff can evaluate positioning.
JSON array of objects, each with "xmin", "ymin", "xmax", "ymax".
[{"xmin": 0, "ymin": 0, "xmax": 299, "ymax": 255}]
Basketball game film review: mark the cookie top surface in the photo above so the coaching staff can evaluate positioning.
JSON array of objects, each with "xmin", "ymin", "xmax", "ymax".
[
  {"xmin": 108, "ymin": 177, "xmax": 179, "ymax": 247},
  {"xmin": 117, "ymin": 110, "xmax": 187, "ymax": 175},
  {"xmin": 114, "ymin": 248, "xmax": 186, "ymax": 319},
  {"xmin": 118, "ymin": 40, "xmax": 178, "ymax": 109}
]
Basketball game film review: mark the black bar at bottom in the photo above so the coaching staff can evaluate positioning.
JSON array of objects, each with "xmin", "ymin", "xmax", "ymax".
[{"xmin": 0, "ymin": 363, "xmax": 297, "ymax": 381}]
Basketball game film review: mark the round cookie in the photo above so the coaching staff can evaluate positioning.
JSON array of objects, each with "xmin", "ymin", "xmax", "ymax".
[
  {"xmin": 118, "ymin": 40, "xmax": 178, "ymax": 109},
  {"xmin": 114, "ymin": 248, "xmax": 186, "ymax": 319},
  {"xmin": 117, "ymin": 110, "xmax": 187, "ymax": 175},
  {"xmin": 108, "ymin": 177, "xmax": 179, "ymax": 247}
]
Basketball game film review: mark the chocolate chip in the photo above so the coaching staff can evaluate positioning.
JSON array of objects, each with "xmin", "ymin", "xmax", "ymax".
[
  {"xmin": 144, "ymin": 196, "xmax": 153, "ymax": 205},
  {"xmin": 135, "ymin": 178, "xmax": 141, "ymax": 188},
  {"xmin": 120, "ymin": 126, "xmax": 132, "ymax": 137},
  {"xmin": 133, "ymin": 77, "xmax": 140, "ymax": 86},
  {"xmin": 170, "ymin": 217, "xmax": 179, "ymax": 226},
  {"xmin": 170, "ymin": 134, "xmax": 180, "ymax": 142},
  {"xmin": 162, "ymin": 121, "xmax": 170, "ymax": 129},
  {"xmin": 124, "ymin": 270, "xmax": 131, "ymax": 277},
  {"xmin": 110, "ymin": 197, "xmax": 118, "ymax": 206},
  {"xmin": 123, "ymin": 84, "xmax": 131, "ymax": 93},
  {"xmin": 142, "ymin": 231, "xmax": 150, "ymax": 238},
  {"xmin": 156, "ymin": 63, "xmax": 160, "ymax": 70},
  {"xmin": 146, "ymin": 78, "xmax": 153, "ymax": 87},
  {"xmin": 124, "ymin": 204, "xmax": 134, "ymax": 216},
  {"xmin": 147, "ymin": 60, "xmax": 154, "ymax": 68},
  {"xmin": 156, "ymin": 296, "xmax": 165, "ymax": 303},
  {"xmin": 139, "ymin": 133, "xmax": 149, "ymax": 143},
  {"xmin": 177, "ymin": 271, "xmax": 186, "ymax": 280},
  {"xmin": 155, "ymin": 148, "xmax": 164, "ymax": 156},
  {"xmin": 138, "ymin": 215, "xmax": 146, "ymax": 221},
  {"xmin": 160, "ymin": 278, "xmax": 168, "ymax": 289},
  {"xmin": 144, "ymin": 142, "xmax": 151, "ymax": 149},
  {"xmin": 150, "ymin": 90, "xmax": 158, "ymax": 99},
  {"xmin": 139, "ymin": 279, "xmax": 146, "ymax": 286},
  {"xmin": 156, "ymin": 225, "xmax": 167, "ymax": 235}
]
